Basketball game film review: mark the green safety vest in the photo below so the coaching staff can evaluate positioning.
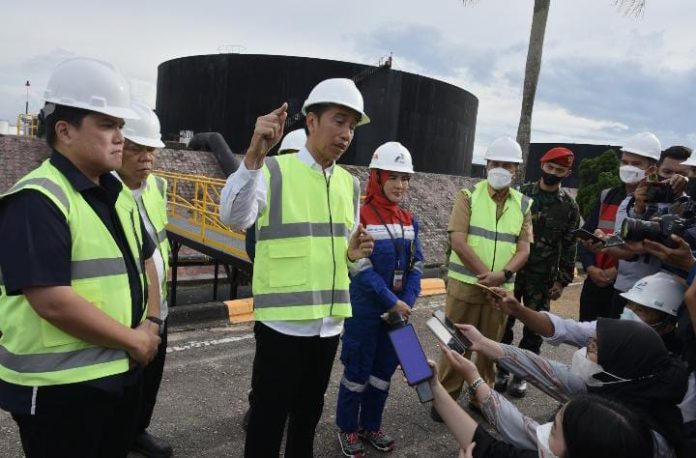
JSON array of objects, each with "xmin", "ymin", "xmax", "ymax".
[
  {"xmin": 139, "ymin": 174, "xmax": 170, "ymax": 301},
  {"xmin": 253, "ymin": 154, "xmax": 359, "ymax": 321},
  {"xmin": 448, "ymin": 180, "xmax": 532, "ymax": 290},
  {"xmin": 0, "ymin": 159, "xmax": 147, "ymax": 386}
]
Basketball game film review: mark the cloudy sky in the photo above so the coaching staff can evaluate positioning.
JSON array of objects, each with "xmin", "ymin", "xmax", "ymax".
[{"xmin": 1, "ymin": 0, "xmax": 694, "ymax": 161}]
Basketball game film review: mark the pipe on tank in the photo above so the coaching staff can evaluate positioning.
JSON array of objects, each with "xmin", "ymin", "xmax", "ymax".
[{"xmin": 188, "ymin": 132, "xmax": 241, "ymax": 176}]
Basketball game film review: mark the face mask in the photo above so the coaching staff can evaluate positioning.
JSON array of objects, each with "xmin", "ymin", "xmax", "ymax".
[
  {"xmin": 487, "ymin": 167, "xmax": 512, "ymax": 190},
  {"xmin": 620, "ymin": 307, "xmax": 643, "ymax": 323},
  {"xmin": 570, "ymin": 347, "xmax": 606, "ymax": 387},
  {"xmin": 570, "ymin": 347, "xmax": 633, "ymax": 387},
  {"xmin": 541, "ymin": 170, "xmax": 563, "ymax": 186},
  {"xmin": 619, "ymin": 165, "xmax": 646, "ymax": 184},
  {"xmin": 536, "ymin": 422, "xmax": 560, "ymax": 458}
]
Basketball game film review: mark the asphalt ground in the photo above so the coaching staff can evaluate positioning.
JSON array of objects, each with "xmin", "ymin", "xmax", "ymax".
[{"xmin": 0, "ymin": 284, "xmax": 581, "ymax": 457}]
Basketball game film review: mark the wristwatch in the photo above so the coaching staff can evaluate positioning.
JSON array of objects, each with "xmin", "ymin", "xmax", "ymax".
[
  {"xmin": 145, "ymin": 315, "xmax": 163, "ymax": 334},
  {"xmin": 467, "ymin": 377, "xmax": 485, "ymax": 396},
  {"xmin": 503, "ymin": 269, "xmax": 514, "ymax": 282},
  {"xmin": 146, "ymin": 315, "xmax": 163, "ymax": 326}
]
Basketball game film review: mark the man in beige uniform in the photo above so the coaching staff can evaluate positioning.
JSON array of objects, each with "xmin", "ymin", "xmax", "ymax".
[{"xmin": 434, "ymin": 138, "xmax": 532, "ymax": 418}]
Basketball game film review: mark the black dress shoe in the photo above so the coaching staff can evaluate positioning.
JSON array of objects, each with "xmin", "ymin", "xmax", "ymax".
[
  {"xmin": 508, "ymin": 376, "xmax": 527, "ymax": 398},
  {"xmin": 493, "ymin": 373, "xmax": 509, "ymax": 393},
  {"xmin": 430, "ymin": 406, "xmax": 444, "ymax": 423},
  {"xmin": 132, "ymin": 431, "xmax": 173, "ymax": 458}
]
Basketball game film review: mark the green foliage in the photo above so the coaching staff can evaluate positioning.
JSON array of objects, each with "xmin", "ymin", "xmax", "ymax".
[{"xmin": 576, "ymin": 149, "xmax": 621, "ymax": 219}]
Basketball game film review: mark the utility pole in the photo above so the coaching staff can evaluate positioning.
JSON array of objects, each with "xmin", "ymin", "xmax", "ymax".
[{"xmin": 25, "ymin": 80, "xmax": 30, "ymax": 115}]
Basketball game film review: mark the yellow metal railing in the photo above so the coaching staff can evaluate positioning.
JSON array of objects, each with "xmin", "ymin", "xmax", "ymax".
[
  {"xmin": 16, "ymin": 114, "xmax": 38, "ymax": 137},
  {"xmin": 154, "ymin": 170, "xmax": 249, "ymax": 261}
]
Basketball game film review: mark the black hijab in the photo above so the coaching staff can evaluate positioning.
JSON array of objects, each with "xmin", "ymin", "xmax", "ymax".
[{"xmin": 592, "ymin": 318, "xmax": 688, "ymax": 448}]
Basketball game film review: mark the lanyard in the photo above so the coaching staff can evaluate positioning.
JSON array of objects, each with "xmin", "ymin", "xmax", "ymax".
[{"xmin": 369, "ymin": 203, "xmax": 406, "ymax": 269}]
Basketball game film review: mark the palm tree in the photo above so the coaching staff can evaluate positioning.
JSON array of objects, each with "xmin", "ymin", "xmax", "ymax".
[{"xmin": 462, "ymin": 0, "xmax": 646, "ymax": 180}]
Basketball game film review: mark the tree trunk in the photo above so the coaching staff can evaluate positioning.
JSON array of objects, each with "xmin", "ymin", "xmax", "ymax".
[{"xmin": 516, "ymin": 0, "xmax": 550, "ymax": 183}]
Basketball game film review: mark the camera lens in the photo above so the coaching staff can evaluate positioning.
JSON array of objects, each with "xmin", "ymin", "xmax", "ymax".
[{"xmin": 621, "ymin": 218, "xmax": 661, "ymax": 242}]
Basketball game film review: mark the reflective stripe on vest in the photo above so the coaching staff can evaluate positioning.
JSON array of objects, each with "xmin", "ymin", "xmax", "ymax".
[
  {"xmin": 257, "ymin": 157, "xmax": 359, "ymax": 241},
  {"xmin": 142, "ymin": 174, "xmax": 170, "ymax": 300},
  {"xmin": 0, "ymin": 159, "xmax": 145, "ymax": 386},
  {"xmin": 447, "ymin": 181, "xmax": 528, "ymax": 290},
  {"xmin": 252, "ymin": 154, "xmax": 355, "ymax": 320},
  {"xmin": 0, "ymin": 345, "xmax": 125, "ymax": 374},
  {"xmin": 6, "ymin": 177, "xmax": 71, "ymax": 212}
]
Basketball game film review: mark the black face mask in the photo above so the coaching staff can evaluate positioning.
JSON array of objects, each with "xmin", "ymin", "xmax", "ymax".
[{"xmin": 541, "ymin": 170, "xmax": 563, "ymax": 186}]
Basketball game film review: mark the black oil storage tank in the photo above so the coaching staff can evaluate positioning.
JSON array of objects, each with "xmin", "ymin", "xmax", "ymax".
[{"xmin": 156, "ymin": 54, "xmax": 479, "ymax": 176}]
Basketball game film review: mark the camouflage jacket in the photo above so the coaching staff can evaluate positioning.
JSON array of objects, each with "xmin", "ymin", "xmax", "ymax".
[{"xmin": 517, "ymin": 182, "xmax": 580, "ymax": 286}]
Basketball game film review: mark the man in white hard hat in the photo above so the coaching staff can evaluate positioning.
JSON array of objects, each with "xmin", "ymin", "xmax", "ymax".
[
  {"xmin": 581, "ymin": 132, "xmax": 688, "ymax": 318},
  {"xmin": 219, "ymin": 78, "xmax": 375, "ymax": 457},
  {"xmin": 115, "ymin": 101, "xmax": 173, "ymax": 458},
  {"xmin": 433, "ymin": 137, "xmax": 532, "ymax": 421},
  {"xmin": 0, "ymin": 58, "xmax": 161, "ymax": 456},
  {"xmin": 239, "ymin": 127, "xmax": 309, "ymax": 431},
  {"xmin": 278, "ymin": 128, "xmax": 307, "ymax": 155}
]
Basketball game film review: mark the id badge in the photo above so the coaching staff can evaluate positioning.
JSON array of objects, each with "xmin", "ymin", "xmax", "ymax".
[{"xmin": 393, "ymin": 270, "xmax": 404, "ymax": 292}]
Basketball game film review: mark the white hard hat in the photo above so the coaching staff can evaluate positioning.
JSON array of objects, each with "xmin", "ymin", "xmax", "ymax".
[
  {"xmin": 301, "ymin": 78, "xmax": 370, "ymax": 126},
  {"xmin": 44, "ymin": 57, "xmax": 139, "ymax": 120},
  {"xmin": 620, "ymin": 132, "xmax": 662, "ymax": 161},
  {"xmin": 123, "ymin": 101, "xmax": 165, "ymax": 148},
  {"xmin": 278, "ymin": 129, "xmax": 307, "ymax": 153},
  {"xmin": 620, "ymin": 272, "xmax": 684, "ymax": 316},
  {"xmin": 484, "ymin": 137, "xmax": 523, "ymax": 164},
  {"xmin": 681, "ymin": 152, "xmax": 696, "ymax": 167},
  {"xmin": 368, "ymin": 142, "xmax": 414, "ymax": 174}
]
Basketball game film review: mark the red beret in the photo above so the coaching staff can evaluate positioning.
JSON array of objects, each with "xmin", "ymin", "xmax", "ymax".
[{"xmin": 541, "ymin": 147, "xmax": 574, "ymax": 167}]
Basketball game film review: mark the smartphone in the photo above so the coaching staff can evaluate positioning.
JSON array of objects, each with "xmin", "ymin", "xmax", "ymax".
[
  {"xmin": 433, "ymin": 309, "xmax": 473, "ymax": 349},
  {"xmin": 426, "ymin": 317, "xmax": 468, "ymax": 354},
  {"xmin": 388, "ymin": 324, "xmax": 433, "ymax": 386},
  {"xmin": 573, "ymin": 228, "xmax": 606, "ymax": 245},
  {"xmin": 471, "ymin": 282, "xmax": 507, "ymax": 299}
]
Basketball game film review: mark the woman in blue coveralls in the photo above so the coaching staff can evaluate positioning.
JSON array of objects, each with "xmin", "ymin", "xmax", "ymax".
[{"xmin": 336, "ymin": 142, "xmax": 425, "ymax": 457}]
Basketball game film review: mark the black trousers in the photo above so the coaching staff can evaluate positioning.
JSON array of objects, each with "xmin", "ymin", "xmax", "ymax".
[
  {"xmin": 244, "ymin": 321, "xmax": 340, "ymax": 458},
  {"xmin": 499, "ymin": 280, "xmax": 549, "ymax": 377},
  {"xmin": 12, "ymin": 374, "xmax": 141, "ymax": 458},
  {"xmin": 135, "ymin": 321, "xmax": 168, "ymax": 434},
  {"xmin": 579, "ymin": 276, "xmax": 616, "ymax": 322}
]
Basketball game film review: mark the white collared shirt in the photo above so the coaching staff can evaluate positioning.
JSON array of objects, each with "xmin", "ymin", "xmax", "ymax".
[{"xmin": 219, "ymin": 147, "xmax": 359, "ymax": 337}]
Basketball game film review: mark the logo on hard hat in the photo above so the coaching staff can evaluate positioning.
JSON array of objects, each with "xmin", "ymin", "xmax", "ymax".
[
  {"xmin": 394, "ymin": 153, "xmax": 405, "ymax": 164},
  {"xmin": 372, "ymin": 153, "xmax": 379, "ymax": 160}
]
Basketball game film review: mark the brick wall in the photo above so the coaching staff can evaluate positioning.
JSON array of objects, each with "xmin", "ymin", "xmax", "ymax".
[{"xmin": 0, "ymin": 135, "xmax": 473, "ymax": 266}]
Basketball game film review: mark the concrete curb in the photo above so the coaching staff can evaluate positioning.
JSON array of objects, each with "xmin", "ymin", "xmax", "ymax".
[{"xmin": 168, "ymin": 301, "xmax": 231, "ymax": 330}]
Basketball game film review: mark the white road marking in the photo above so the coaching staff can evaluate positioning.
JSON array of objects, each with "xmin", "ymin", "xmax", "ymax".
[{"xmin": 167, "ymin": 333, "xmax": 255, "ymax": 353}]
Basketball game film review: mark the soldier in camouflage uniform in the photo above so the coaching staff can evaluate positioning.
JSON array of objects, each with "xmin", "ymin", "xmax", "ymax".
[{"xmin": 497, "ymin": 147, "xmax": 581, "ymax": 397}]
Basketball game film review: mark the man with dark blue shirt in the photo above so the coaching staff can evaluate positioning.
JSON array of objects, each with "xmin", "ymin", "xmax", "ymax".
[{"xmin": 0, "ymin": 57, "xmax": 161, "ymax": 458}]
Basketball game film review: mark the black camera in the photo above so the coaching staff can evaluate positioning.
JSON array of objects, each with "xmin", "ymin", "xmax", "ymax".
[
  {"xmin": 621, "ymin": 214, "xmax": 695, "ymax": 247},
  {"xmin": 645, "ymin": 181, "xmax": 677, "ymax": 204}
]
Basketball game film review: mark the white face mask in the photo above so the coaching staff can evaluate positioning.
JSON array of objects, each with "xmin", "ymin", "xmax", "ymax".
[
  {"xmin": 487, "ymin": 167, "xmax": 513, "ymax": 190},
  {"xmin": 536, "ymin": 422, "xmax": 560, "ymax": 458},
  {"xmin": 619, "ymin": 165, "xmax": 646, "ymax": 184},
  {"xmin": 620, "ymin": 307, "xmax": 643, "ymax": 323},
  {"xmin": 570, "ymin": 347, "xmax": 632, "ymax": 387},
  {"xmin": 570, "ymin": 347, "xmax": 607, "ymax": 387}
]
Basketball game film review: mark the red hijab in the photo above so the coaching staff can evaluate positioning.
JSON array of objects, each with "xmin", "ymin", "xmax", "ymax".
[{"xmin": 362, "ymin": 169, "xmax": 413, "ymax": 226}]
